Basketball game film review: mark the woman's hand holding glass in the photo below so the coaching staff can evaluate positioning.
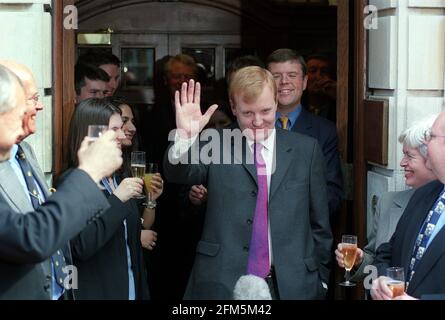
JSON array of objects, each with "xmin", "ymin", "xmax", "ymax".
[
  {"xmin": 145, "ymin": 173, "xmax": 163, "ymax": 201},
  {"xmin": 335, "ymin": 243, "xmax": 364, "ymax": 269},
  {"xmin": 143, "ymin": 163, "xmax": 161, "ymax": 209},
  {"xmin": 113, "ymin": 177, "xmax": 144, "ymax": 203},
  {"xmin": 339, "ymin": 235, "xmax": 358, "ymax": 287}
]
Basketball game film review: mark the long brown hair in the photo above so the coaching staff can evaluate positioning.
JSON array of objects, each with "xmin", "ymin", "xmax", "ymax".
[{"xmin": 66, "ymin": 98, "xmax": 121, "ymax": 169}]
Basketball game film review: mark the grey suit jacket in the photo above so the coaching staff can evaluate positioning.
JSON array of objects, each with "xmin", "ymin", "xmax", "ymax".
[
  {"xmin": 0, "ymin": 142, "xmax": 109, "ymax": 300},
  {"xmin": 164, "ymin": 128, "xmax": 332, "ymax": 300},
  {"xmin": 351, "ymin": 189, "xmax": 415, "ymax": 281}
]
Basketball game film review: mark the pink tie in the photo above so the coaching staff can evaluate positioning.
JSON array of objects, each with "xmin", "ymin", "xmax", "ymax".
[{"xmin": 247, "ymin": 143, "xmax": 270, "ymax": 278}]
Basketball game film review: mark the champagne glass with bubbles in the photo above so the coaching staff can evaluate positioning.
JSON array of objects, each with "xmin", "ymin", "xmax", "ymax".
[
  {"xmin": 386, "ymin": 267, "xmax": 405, "ymax": 298},
  {"xmin": 143, "ymin": 163, "xmax": 158, "ymax": 209},
  {"xmin": 131, "ymin": 151, "xmax": 146, "ymax": 199},
  {"xmin": 339, "ymin": 235, "xmax": 358, "ymax": 287}
]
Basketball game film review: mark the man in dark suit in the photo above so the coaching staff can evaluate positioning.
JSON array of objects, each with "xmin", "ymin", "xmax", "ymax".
[
  {"xmin": 0, "ymin": 63, "xmax": 122, "ymax": 299},
  {"xmin": 266, "ymin": 49, "xmax": 343, "ymax": 215},
  {"xmin": 371, "ymin": 111, "xmax": 445, "ymax": 300},
  {"xmin": 164, "ymin": 67, "xmax": 332, "ymax": 299}
]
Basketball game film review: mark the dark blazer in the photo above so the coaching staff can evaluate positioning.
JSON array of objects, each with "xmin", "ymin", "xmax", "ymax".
[
  {"xmin": 374, "ymin": 180, "xmax": 445, "ymax": 299},
  {"xmin": 0, "ymin": 168, "xmax": 109, "ymax": 300},
  {"xmin": 291, "ymin": 108, "xmax": 343, "ymax": 214},
  {"xmin": 70, "ymin": 189, "xmax": 150, "ymax": 300},
  {"xmin": 164, "ymin": 128, "xmax": 332, "ymax": 300}
]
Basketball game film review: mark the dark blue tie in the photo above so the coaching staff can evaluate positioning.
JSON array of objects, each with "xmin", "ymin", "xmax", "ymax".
[
  {"xmin": 16, "ymin": 145, "xmax": 66, "ymax": 295},
  {"xmin": 407, "ymin": 188, "xmax": 445, "ymax": 287}
]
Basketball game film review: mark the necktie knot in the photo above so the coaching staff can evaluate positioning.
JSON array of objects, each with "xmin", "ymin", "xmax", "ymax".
[{"xmin": 279, "ymin": 115, "xmax": 289, "ymax": 130}]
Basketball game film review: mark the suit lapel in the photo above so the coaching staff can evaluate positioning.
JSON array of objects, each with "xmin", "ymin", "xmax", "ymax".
[
  {"xmin": 408, "ymin": 226, "xmax": 445, "ymax": 293},
  {"xmin": 228, "ymin": 125, "xmax": 257, "ymax": 186},
  {"xmin": 0, "ymin": 161, "xmax": 33, "ymax": 212},
  {"xmin": 21, "ymin": 143, "xmax": 50, "ymax": 198},
  {"xmin": 240, "ymin": 138, "xmax": 257, "ymax": 186},
  {"xmin": 291, "ymin": 108, "xmax": 312, "ymax": 134},
  {"xmin": 269, "ymin": 130, "xmax": 293, "ymax": 200},
  {"xmin": 388, "ymin": 190, "xmax": 414, "ymax": 235},
  {"xmin": 400, "ymin": 184, "xmax": 442, "ymax": 286}
]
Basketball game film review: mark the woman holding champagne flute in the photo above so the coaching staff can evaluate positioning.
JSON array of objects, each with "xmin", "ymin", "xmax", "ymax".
[
  {"xmin": 111, "ymin": 98, "xmax": 163, "ymax": 250},
  {"xmin": 66, "ymin": 98, "xmax": 163, "ymax": 299},
  {"xmin": 334, "ymin": 116, "xmax": 437, "ymax": 293}
]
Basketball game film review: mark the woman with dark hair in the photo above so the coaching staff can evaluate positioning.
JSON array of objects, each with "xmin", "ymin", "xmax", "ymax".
[
  {"xmin": 66, "ymin": 98, "xmax": 163, "ymax": 300},
  {"xmin": 108, "ymin": 97, "xmax": 161, "ymax": 251}
]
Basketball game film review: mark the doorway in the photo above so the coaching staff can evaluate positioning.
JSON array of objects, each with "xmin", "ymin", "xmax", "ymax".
[{"xmin": 54, "ymin": 0, "xmax": 366, "ymax": 300}]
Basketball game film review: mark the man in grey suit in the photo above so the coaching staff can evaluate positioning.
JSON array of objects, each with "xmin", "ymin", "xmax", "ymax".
[
  {"xmin": 164, "ymin": 66, "xmax": 332, "ymax": 299},
  {"xmin": 0, "ymin": 63, "xmax": 122, "ymax": 299}
]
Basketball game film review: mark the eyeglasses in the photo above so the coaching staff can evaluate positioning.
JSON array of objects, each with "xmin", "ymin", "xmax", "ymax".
[
  {"xmin": 424, "ymin": 128, "xmax": 445, "ymax": 142},
  {"xmin": 27, "ymin": 94, "xmax": 40, "ymax": 107}
]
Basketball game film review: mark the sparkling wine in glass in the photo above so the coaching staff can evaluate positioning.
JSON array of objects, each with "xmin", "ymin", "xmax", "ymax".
[
  {"xmin": 387, "ymin": 267, "xmax": 405, "ymax": 298},
  {"xmin": 339, "ymin": 235, "xmax": 357, "ymax": 287},
  {"xmin": 143, "ymin": 163, "xmax": 158, "ymax": 209},
  {"xmin": 131, "ymin": 151, "xmax": 146, "ymax": 199}
]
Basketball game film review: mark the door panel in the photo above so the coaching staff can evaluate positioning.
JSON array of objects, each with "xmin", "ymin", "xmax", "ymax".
[{"xmin": 112, "ymin": 34, "xmax": 168, "ymax": 104}]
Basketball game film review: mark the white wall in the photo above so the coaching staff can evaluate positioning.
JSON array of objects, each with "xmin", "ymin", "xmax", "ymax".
[
  {"xmin": 367, "ymin": 0, "xmax": 445, "ymax": 235},
  {"xmin": 0, "ymin": 0, "xmax": 52, "ymax": 184}
]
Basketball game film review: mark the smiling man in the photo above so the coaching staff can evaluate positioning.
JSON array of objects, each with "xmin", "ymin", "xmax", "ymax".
[
  {"xmin": 267, "ymin": 48, "xmax": 343, "ymax": 216},
  {"xmin": 0, "ymin": 60, "xmax": 43, "ymax": 141},
  {"xmin": 164, "ymin": 67, "xmax": 332, "ymax": 300}
]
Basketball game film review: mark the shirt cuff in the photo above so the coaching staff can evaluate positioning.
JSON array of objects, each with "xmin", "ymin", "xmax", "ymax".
[{"xmin": 170, "ymin": 132, "xmax": 199, "ymax": 160}]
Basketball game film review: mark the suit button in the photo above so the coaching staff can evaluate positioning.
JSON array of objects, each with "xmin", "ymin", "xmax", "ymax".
[
  {"xmin": 251, "ymin": 191, "xmax": 257, "ymax": 197},
  {"xmin": 243, "ymin": 246, "xmax": 249, "ymax": 252},
  {"xmin": 247, "ymin": 219, "xmax": 253, "ymax": 225},
  {"xmin": 44, "ymin": 284, "xmax": 50, "ymax": 291}
]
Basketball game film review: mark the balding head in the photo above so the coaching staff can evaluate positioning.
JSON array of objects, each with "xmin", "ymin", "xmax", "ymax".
[
  {"xmin": 0, "ymin": 65, "xmax": 26, "ymax": 160},
  {"xmin": 0, "ymin": 60, "xmax": 43, "ymax": 141}
]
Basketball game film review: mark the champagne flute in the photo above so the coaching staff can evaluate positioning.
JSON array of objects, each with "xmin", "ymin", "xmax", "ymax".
[
  {"xmin": 339, "ymin": 234, "xmax": 358, "ymax": 287},
  {"xmin": 386, "ymin": 267, "xmax": 405, "ymax": 298},
  {"xmin": 131, "ymin": 151, "xmax": 146, "ymax": 199},
  {"xmin": 143, "ymin": 163, "xmax": 158, "ymax": 209}
]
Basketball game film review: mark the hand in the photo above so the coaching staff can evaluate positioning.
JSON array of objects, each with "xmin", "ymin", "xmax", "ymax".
[
  {"xmin": 335, "ymin": 243, "xmax": 364, "ymax": 268},
  {"xmin": 147, "ymin": 173, "xmax": 163, "ymax": 200},
  {"xmin": 370, "ymin": 276, "xmax": 394, "ymax": 300},
  {"xmin": 393, "ymin": 293, "xmax": 418, "ymax": 300},
  {"xmin": 189, "ymin": 185, "xmax": 208, "ymax": 206},
  {"xmin": 77, "ymin": 130, "xmax": 123, "ymax": 183},
  {"xmin": 113, "ymin": 177, "xmax": 144, "ymax": 203},
  {"xmin": 175, "ymin": 79, "xmax": 218, "ymax": 139},
  {"xmin": 141, "ymin": 230, "xmax": 157, "ymax": 250}
]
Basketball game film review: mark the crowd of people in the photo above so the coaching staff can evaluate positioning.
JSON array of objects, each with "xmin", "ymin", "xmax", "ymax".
[{"xmin": 0, "ymin": 47, "xmax": 444, "ymax": 301}]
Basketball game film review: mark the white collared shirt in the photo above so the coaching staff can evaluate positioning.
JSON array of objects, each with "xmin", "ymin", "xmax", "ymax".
[{"xmin": 171, "ymin": 129, "xmax": 276, "ymax": 266}]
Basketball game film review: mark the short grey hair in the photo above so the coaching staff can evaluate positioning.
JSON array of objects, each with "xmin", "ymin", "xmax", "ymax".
[
  {"xmin": 398, "ymin": 114, "xmax": 438, "ymax": 158},
  {"xmin": 0, "ymin": 65, "xmax": 23, "ymax": 114}
]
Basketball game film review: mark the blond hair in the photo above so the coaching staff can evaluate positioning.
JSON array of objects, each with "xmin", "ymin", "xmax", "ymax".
[{"xmin": 229, "ymin": 66, "xmax": 277, "ymax": 104}]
